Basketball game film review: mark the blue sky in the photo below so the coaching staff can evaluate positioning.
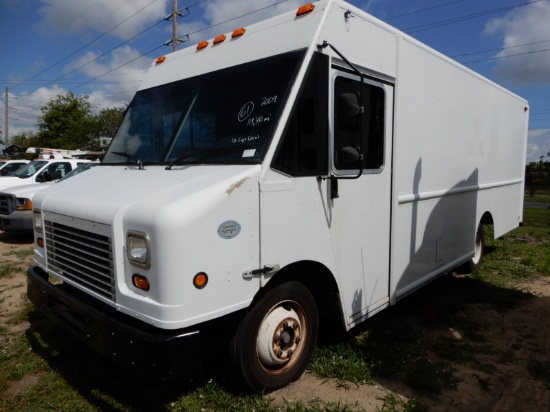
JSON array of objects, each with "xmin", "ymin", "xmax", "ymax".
[{"xmin": 1, "ymin": 0, "xmax": 549, "ymax": 162}]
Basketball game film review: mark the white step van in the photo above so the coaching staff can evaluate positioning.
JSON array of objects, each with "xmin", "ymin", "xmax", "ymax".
[{"xmin": 27, "ymin": 0, "xmax": 528, "ymax": 392}]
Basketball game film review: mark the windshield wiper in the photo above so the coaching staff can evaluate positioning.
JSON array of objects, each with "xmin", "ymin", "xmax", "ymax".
[
  {"xmin": 165, "ymin": 145, "xmax": 253, "ymax": 170},
  {"xmin": 111, "ymin": 151, "xmax": 144, "ymax": 170}
]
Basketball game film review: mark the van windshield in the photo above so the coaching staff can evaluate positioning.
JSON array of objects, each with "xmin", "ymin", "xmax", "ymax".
[{"xmin": 104, "ymin": 49, "xmax": 305, "ymax": 166}]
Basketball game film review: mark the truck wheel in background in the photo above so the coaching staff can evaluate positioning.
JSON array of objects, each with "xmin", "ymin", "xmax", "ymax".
[
  {"xmin": 230, "ymin": 281, "xmax": 319, "ymax": 393},
  {"xmin": 459, "ymin": 224, "xmax": 485, "ymax": 273}
]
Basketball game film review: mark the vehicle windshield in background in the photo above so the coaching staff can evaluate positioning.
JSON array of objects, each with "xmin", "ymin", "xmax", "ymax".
[
  {"xmin": 103, "ymin": 49, "xmax": 305, "ymax": 166},
  {"xmin": 59, "ymin": 163, "xmax": 99, "ymax": 182},
  {"xmin": 14, "ymin": 161, "xmax": 48, "ymax": 179}
]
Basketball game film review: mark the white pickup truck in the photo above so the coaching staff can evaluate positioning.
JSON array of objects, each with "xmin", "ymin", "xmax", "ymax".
[
  {"xmin": 0, "ymin": 159, "xmax": 29, "ymax": 176},
  {"xmin": 0, "ymin": 163, "xmax": 97, "ymax": 231},
  {"xmin": 0, "ymin": 158, "xmax": 89, "ymax": 193}
]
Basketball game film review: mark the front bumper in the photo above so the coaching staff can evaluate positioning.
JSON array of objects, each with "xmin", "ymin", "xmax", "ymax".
[
  {"xmin": 0, "ymin": 211, "xmax": 33, "ymax": 231},
  {"xmin": 27, "ymin": 266, "xmax": 203, "ymax": 380}
]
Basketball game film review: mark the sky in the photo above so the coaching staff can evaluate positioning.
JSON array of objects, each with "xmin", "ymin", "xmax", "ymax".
[{"xmin": 0, "ymin": 0, "xmax": 549, "ymax": 162}]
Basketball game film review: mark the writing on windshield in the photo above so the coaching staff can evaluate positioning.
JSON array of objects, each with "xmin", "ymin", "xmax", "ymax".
[{"xmin": 104, "ymin": 49, "xmax": 305, "ymax": 165}]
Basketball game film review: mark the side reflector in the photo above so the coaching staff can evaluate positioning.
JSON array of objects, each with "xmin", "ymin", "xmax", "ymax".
[
  {"xmin": 133, "ymin": 274, "xmax": 150, "ymax": 291},
  {"xmin": 213, "ymin": 34, "xmax": 226, "ymax": 44},
  {"xmin": 197, "ymin": 40, "xmax": 209, "ymax": 50},
  {"xmin": 232, "ymin": 28, "xmax": 246, "ymax": 38},
  {"xmin": 37, "ymin": 237, "xmax": 44, "ymax": 248},
  {"xmin": 193, "ymin": 272, "xmax": 208, "ymax": 289},
  {"xmin": 296, "ymin": 3, "xmax": 315, "ymax": 16},
  {"xmin": 155, "ymin": 56, "xmax": 166, "ymax": 65}
]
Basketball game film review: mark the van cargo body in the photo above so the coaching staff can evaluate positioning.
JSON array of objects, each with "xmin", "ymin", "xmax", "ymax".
[{"xmin": 27, "ymin": 0, "xmax": 528, "ymax": 392}]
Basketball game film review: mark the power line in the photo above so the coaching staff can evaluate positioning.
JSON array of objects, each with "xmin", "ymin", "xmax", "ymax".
[
  {"xmin": 10, "ymin": 0, "xmax": 161, "ymax": 92},
  {"xmin": 451, "ymin": 39, "xmax": 550, "ymax": 58},
  {"xmin": 383, "ymin": 0, "xmax": 468, "ymax": 21},
  {"xmin": 404, "ymin": 0, "xmax": 544, "ymax": 33},
  {"xmin": 182, "ymin": 0, "xmax": 290, "ymax": 38},
  {"xmin": 463, "ymin": 47, "xmax": 550, "ymax": 64},
  {"xmin": 14, "ymin": 1, "xmax": 212, "ymax": 114},
  {"xmin": 70, "ymin": 45, "xmax": 165, "ymax": 93},
  {"xmin": 17, "ymin": 0, "xmax": 290, "ymax": 114}
]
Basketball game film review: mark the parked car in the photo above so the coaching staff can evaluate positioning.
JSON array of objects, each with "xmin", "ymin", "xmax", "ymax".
[
  {"xmin": 0, "ymin": 160, "xmax": 30, "ymax": 176},
  {"xmin": 0, "ymin": 158, "xmax": 90, "ymax": 192},
  {"xmin": 0, "ymin": 163, "xmax": 98, "ymax": 232}
]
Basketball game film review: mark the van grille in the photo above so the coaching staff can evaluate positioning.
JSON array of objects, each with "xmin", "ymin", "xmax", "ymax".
[
  {"xmin": 45, "ymin": 220, "xmax": 115, "ymax": 301},
  {"xmin": 0, "ymin": 193, "xmax": 15, "ymax": 215}
]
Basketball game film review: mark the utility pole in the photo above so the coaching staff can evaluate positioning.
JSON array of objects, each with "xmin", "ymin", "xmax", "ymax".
[
  {"xmin": 3, "ymin": 87, "xmax": 7, "ymax": 146},
  {"xmin": 164, "ymin": 0, "xmax": 189, "ymax": 52}
]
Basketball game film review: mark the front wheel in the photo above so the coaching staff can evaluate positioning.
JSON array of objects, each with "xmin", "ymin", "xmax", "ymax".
[{"xmin": 230, "ymin": 281, "xmax": 319, "ymax": 393}]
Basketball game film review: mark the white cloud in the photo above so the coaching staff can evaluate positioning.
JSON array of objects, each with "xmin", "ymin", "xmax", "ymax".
[
  {"xmin": 7, "ymin": 85, "xmax": 68, "ymax": 136},
  {"xmin": 6, "ymin": 45, "xmax": 149, "ymax": 138},
  {"xmin": 526, "ymin": 128, "xmax": 550, "ymax": 163},
  {"xmin": 485, "ymin": 1, "xmax": 550, "ymax": 87},
  {"xmin": 37, "ymin": 0, "xmax": 169, "ymax": 40},
  {"xmin": 63, "ymin": 46, "xmax": 149, "ymax": 109}
]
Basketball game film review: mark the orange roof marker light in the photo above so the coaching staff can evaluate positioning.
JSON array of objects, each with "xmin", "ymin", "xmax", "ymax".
[
  {"xmin": 196, "ymin": 40, "xmax": 209, "ymax": 50},
  {"xmin": 213, "ymin": 34, "xmax": 226, "ymax": 45},
  {"xmin": 232, "ymin": 27, "xmax": 246, "ymax": 38},
  {"xmin": 296, "ymin": 3, "xmax": 315, "ymax": 16},
  {"xmin": 155, "ymin": 56, "xmax": 166, "ymax": 65}
]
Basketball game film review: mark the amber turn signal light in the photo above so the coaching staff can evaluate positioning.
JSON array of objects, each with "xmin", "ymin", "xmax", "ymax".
[
  {"xmin": 193, "ymin": 272, "xmax": 208, "ymax": 289},
  {"xmin": 133, "ymin": 274, "xmax": 150, "ymax": 291}
]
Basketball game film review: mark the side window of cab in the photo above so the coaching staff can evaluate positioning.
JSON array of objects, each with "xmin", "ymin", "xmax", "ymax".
[
  {"xmin": 37, "ymin": 162, "xmax": 73, "ymax": 182},
  {"xmin": 334, "ymin": 76, "xmax": 385, "ymax": 172}
]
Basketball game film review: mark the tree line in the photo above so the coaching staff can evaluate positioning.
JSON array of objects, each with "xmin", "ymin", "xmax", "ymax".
[{"xmin": 6, "ymin": 92, "xmax": 126, "ymax": 152}]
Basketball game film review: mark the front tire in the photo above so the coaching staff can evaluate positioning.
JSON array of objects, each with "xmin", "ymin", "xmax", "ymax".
[{"xmin": 230, "ymin": 281, "xmax": 319, "ymax": 393}]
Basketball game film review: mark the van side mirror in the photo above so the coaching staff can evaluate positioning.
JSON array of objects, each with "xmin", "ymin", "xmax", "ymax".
[
  {"xmin": 338, "ymin": 146, "xmax": 360, "ymax": 166},
  {"xmin": 338, "ymin": 92, "xmax": 361, "ymax": 131}
]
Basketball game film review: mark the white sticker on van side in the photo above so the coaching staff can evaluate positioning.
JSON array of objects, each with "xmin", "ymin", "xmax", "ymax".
[{"xmin": 218, "ymin": 221, "xmax": 241, "ymax": 239}]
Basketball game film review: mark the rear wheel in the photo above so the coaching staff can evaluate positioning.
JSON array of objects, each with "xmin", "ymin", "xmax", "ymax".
[
  {"xmin": 459, "ymin": 224, "xmax": 485, "ymax": 273},
  {"xmin": 230, "ymin": 281, "xmax": 318, "ymax": 393}
]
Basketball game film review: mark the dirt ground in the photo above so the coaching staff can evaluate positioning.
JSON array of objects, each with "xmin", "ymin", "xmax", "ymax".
[{"xmin": 1, "ymin": 230, "xmax": 549, "ymax": 411}]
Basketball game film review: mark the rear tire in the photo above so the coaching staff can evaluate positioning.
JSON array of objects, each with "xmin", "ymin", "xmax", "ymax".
[
  {"xmin": 230, "ymin": 281, "xmax": 318, "ymax": 393},
  {"xmin": 459, "ymin": 224, "xmax": 485, "ymax": 273}
]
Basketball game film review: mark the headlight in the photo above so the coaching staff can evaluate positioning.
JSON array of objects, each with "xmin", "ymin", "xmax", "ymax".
[
  {"xmin": 33, "ymin": 210, "xmax": 43, "ymax": 231},
  {"xmin": 16, "ymin": 198, "xmax": 33, "ymax": 211},
  {"xmin": 126, "ymin": 231, "xmax": 151, "ymax": 268}
]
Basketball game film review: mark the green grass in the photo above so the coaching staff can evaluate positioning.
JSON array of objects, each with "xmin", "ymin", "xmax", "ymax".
[
  {"xmin": 524, "ymin": 193, "xmax": 550, "ymax": 203},
  {"xmin": 309, "ymin": 226, "xmax": 550, "ymax": 402},
  {"xmin": 1, "ymin": 227, "xmax": 548, "ymax": 411},
  {"xmin": 522, "ymin": 207, "xmax": 550, "ymax": 228},
  {"xmin": 4, "ymin": 248, "xmax": 34, "ymax": 259},
  {"xmin": 0, "ymin": 263, "xmax": 22, "ymax": 279}
]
